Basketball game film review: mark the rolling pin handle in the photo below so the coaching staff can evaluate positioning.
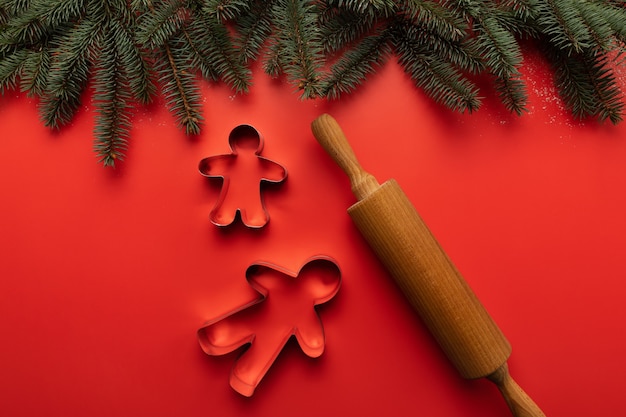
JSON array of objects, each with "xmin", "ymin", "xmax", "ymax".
[
  {"xmin": 487, "ymin": 363, "xmax": 546, "ymax": 417},
  {"xmin": 311, "ymin": 114, "xmax": 380, "ymax": 200}
]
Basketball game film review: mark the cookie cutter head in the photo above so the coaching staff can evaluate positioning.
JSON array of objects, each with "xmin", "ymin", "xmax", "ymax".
[
  {"xmin": 197, "ymin": 256, "xmax": 341, "ymax": 396},
  {"xmin": 199, "ymin": 125, "xmax": 287, "ymax": 228}
]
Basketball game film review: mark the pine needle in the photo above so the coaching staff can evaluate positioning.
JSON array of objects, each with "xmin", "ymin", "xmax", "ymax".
[
  {"xmin": 272, "ymin": 0, "xmax": 324, "ymax": 99},
  {"xmin": 1, "ymin": 0, "xmax": 625, "ymax": 167},
  {"xmin": 322, "ymin": 30, "xmax": 391, "ymax": 99},
  {"xmin": 40, "ymin": 17, "xmax": 101, "ymax": 128},
  {"xmin": 93, "ymin": 23, "xmax": 132, "ymax": 167}
]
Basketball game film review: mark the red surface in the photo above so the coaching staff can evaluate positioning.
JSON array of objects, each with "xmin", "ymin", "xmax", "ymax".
[{"xmin": 2, "ymin": 50, "xmax": 626, "ymax": 416}]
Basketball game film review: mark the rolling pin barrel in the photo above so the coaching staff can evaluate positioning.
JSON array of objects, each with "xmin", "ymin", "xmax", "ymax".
[{"xmin": 311, "ymin": 114, "xmax": 545, "ymax": 417}]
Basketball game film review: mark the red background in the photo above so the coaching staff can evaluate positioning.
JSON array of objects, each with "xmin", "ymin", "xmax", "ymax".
[{"xmin": 2, "ymin": 49, "xmax": 625, "ymax": 416}]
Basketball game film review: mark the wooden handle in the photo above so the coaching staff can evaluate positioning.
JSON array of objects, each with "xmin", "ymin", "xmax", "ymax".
[
  {"xmin": 488, "ymin": 364, "xmax": 547, "ymax": 417},
  {"xmin": 311, "ymin": 113, "xmax": 545, "ymax": 417},
  {"xmin": 310, "ymin": 114, "xmax": 380, "ymax": 200}
]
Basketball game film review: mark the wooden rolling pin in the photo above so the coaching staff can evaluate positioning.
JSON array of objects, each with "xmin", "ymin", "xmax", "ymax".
[{"xmin": 311, "ymin": 114, "xmax": 545, "ymax": 417}]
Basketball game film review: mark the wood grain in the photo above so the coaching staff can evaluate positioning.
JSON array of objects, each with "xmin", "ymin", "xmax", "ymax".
[{"xmin": 311, "ymin": 113, "xmax": 545, "ymax": 417}]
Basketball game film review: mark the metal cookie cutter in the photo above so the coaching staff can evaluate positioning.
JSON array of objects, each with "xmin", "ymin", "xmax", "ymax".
[
  {"xmin": 199, "ymin": 125, "xmax": 287, "ymax": 228},
  {"xmin": 197, "ymin": 256, "xmax": 341, "ymax": 396}
]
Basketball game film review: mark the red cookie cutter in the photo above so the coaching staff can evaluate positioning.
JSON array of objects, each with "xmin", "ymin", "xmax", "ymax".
[
  {"xmin": 199, "ymin": 125, "xmax": 287, "ymax": 228},
  {"xmin": 197, "ymin": 256, "xmax": 341, "ymax": 396}
]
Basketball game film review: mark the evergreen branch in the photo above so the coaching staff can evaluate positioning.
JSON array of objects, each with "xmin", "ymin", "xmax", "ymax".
[
  {"xmin": 0, "ymin": 6, "xmax": 10, "ymax": 26},
  {"xmin": 0, "ymin": 10, "xmax": 47, "ymax": 47},
  {"xmin": 549, "ymin": 45, "xmax": 624, "ymax": 123},
  {"xmin": 0, "ymin": 47, "xmax": 27, "ymax": 93},
  {"xmin": 394, "ymin": 31, "xmax": 481, "ymax": 113},
  {"xmin": 130, "ymin": 0, "xmax": 151, "ymax": 13},
  {"xmin": 319, "ymin": 6, "xmax": 377, "ymax": 53},
  {"xmin": 468, "ymin": 10, "xmax": 528, "ymax": 113},
  {"xmin": 1, "ymin": 0, "xmax": 626, "ymax": 168},
  {"xmin": 1, "ymin": 0, "xmax": 86, "ymax": 46},
  {"xmin": 263, "ymin": 39, "xmax": 282, "ymax": 77},
  {"xmin": 19, "ymin": 46, "xmax": 50, "ymax": 96},
  {"xmin": 327, "ymin": 0, "xmax": 396, "ymax": 18},
  {"xmin": 40, "ymin": 18, "xmax": 102, "ymax": 128},
  {"xmin": 109, "ymin": 16, "xmax": 155, "ymax": 104},
  {"xmin": 235, "ymin": 0, "xmax": 275, "ymax": 63},
  {"xmin": 181, "ymin": 24, "xmax": 219, "ymax": 82},
  {"xmin": 272, "ymin": 0, "xmax": 324, "ymax": 99},
  {"xmin": 495, "ymin": 1, "xmax": 539, "ymax": 38},
  {"xmin": 191, "ymin": 10, "xmax": 252, "ymax": 93},
  {"xmin": 573, "ymin": 1, "xmax": 615, "ymax": 51},
  {"xmin": 204, "ymin": 0, "xmax": 250, "ymax": 22},
  {"xmin": 399, "ymin": 21, "xmax": 484, "ymax": 74},
  {"xmin": 494, "ymin": 74, "xmax": 528, "ymax": 116},
  {"xmin": 587, "ymin": 1, "xmax": 626, "ymax": 44},
  {"xmin": 0, "ymin": 0, "xmax": 32, "ymax": 16},
  {"xmin": 502, "ymin": 0, "xmax": 539, "ymax": 21},
  {"xmin": 3, "ymin": 0, "xmax": 32, "ymax": 10},
  {"xmin": 157, "ymin": 37, "xmax": 203, "ymax": 135},
  {"xmin": 321, "ymin": 29, "xmax": 391, "ymax": 99},
  {"xmin": 535, "ymin": 0, "xmax": 593, "ymax": 53},
  {"xmin": 93, "ymin": 23, "xmax": 132, "ymax": 166},
  {"xmin": 401, "ymin": 0, "xmax": 466, "ymax": 42},
  {"xmin": 136, "ymin": 0, "xmax": 190, "ymax": 48},
  {"xmin": 42, "ymin": 0, "xmax": 86, "ymax": 25}
]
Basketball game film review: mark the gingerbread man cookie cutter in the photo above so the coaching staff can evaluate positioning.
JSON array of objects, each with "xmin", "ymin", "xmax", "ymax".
[
  {"xmin": 197, "ymin": 256, "xmax": 341, "ymax": 396},
  {"xmin": 199, "ymin": 125, "xmax": 287, "ymax": 228}
]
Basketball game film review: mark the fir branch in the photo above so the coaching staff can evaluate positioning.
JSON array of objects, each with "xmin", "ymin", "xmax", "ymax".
[
  {"xmin": 180, "ymin": 24, "xmax": 220, "ymax": 82},
  {"xmin": 93, "ymin": 23, "xmax": 132, "ymax": 166},
  {"xmin": 204, "ymin": 0, "xmax": 250, "ymax": 22},
  {"xmin": 319, "ymin": 6, "xmax": 377, "ymax": 53},
  {"xmin": 322, "ymin": 29, "xmax": 391, "ymax": 99},
  {"xmin": 494, "ymin": 75, "xmax": 528, "ymax": 116},
  {"xmin": 235, "ymin": 0, "xmax": 275, "ymax": 64},
  {"xmin": 0, "ymin": 8, "xmax": 47, "ymax": 47},
  {"xmin": 40, "ymin": 17, "xmax": 102, "ymax": 128},
  {"xmin": 572, "ymin": 1, "xmax": 614, "ymax": 51},
  {"xmin": 399, "ymin": 21, "xmax": 483, "ymax": 74},
  {"xmin": 41, "ymin": 0, "xmax": 86, "ymax": 26},
  {"xmin": 19, "ymin": 46, "xmax": 50, "ymax": 96},
  {"xmin": 1, "ymin": 0, "xmax": 626, "ymax": 168},
  {"xmin": 263, "ymin": 40, "xmax": 282, "ymax": 77},
  {"xmin": 272, "ymin": 0, "xmax": 324, "ymax": 99},
  {"xmin": 0, "ymin": 0, "xmax": 32, "ymax": 14},
  {"xmin": 135, "ymin": 0, "xmax": 190, "ymax": 48},
  {"xmin": 394, "ymin": 30, "xmax": 481, "ymax": 113},
  {"xmin": 586, "ymin": 1, "xmax": 626, "ymax": 45},
  {"xmin": 109, "ymin": 16, "xmax": 155, "ymax": 104},
  {"xmin": 157, "ymin": 37, "xmax": 203, "ymax": 135},
  {"xmin": 471, "ymin": 13, "xmax": 527, "ymax": 114},
  {"xmin": 550, "ymin": 46, "xmax": 624, "ymax": 124},
  {"xmin": 1, "ymin": 0, "xmax": 86, "ymax": 46},
  {"xmin": 494, "ymin": 1, "xmax": 539, "ymax": 39},
  {"xmin": 327, "ymin": 0, "xmax": 396, "ymax": 18},
  {"xmin": 535, "ymin": 0, "xmax": 593, "ymax": 54},
  {"xmin": 401, "ymin": 0, "xmax": 466, "ymax": 42},
  {"xmin": 502, "ymin": 0, "xmax": 539, "ymax": 21},
  {"xmin": 191, "ymin": 10, "xmax": 252, "ymax": 93},
  {"xmin": 0, "ymin": 47, "xmax": 27, "ymax": 93}
]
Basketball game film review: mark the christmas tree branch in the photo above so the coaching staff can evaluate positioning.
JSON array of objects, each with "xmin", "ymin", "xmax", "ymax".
[
  {"xmin": 394, "ymin": 29, "xmax": 481, "ymax": 113},
  {"xmin": 235, "ymin": 0, "xmax": 275, "ymax": 64},
  {"xmin": 322, "ymin": 29, "xmax": 391, "ymax": 99},
  {"xmin": 191, "ymin": 9, "xmax": 251, "ymax": 94},
  {"xmin": 40, "ymin": 17, "xmax": 100, "ymax": 128},
  {"xmin": 271, "ymin": 0, "xmax": 324, "ymax": 99},
  {"xmin": 93, "ymin": 22, "xmax": 132, "ymax": 166},
  {"xmin": 19, "ymin": 46, "xmax": 50, "ymax": 96},
  {"xmin": 159, "ymin": 38, "xmax": 203, "ymax": 135},
  {"xmin": 0, "ymin": 0, "xmax": 625, "ymax": 167}
]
